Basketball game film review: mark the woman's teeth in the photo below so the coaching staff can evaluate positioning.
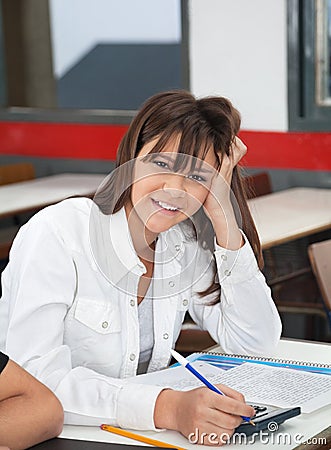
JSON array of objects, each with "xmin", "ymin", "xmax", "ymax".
[{"xmin": 154, "ymin": 200, "xmax": 179, "ymax": 211}]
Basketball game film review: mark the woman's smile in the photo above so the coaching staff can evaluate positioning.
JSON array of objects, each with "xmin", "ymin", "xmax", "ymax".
[{"xmin": 151, "ymin": 197, "xmax": 184, "ymax": 216}]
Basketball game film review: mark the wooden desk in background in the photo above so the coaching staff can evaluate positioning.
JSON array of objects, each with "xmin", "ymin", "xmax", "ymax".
[
  {"xmin": 55, "ymin": 339, "xmax": 331, "ymax": 450},
  {"xmin": 0, "ymin": 173, "xmax": 107, "ymax": 219},
  {"xmin": 1, "ymin": 181, "xmax": 330, "ymax": 246},
  {"xmin": 0, "ymin": 173, "xmax": 107, "ymax": 260},
  {"xmin": 248, "ymin": 187, "xmax": 331, "ymax": 250}
]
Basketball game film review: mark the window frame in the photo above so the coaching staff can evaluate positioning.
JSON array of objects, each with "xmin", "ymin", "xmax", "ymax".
[
  {"xmin": 0, "ymin": 0, "xmax": 190, "ymax": 125},
  {"xmin": 288, "ymin": 0, "xmax": 331, "ymax": 131}
]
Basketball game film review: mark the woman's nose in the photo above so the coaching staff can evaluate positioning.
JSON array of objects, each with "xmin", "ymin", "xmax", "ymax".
[{"xmin": 162, "ymin": 174, "xmax": 186, "ymax": 197}]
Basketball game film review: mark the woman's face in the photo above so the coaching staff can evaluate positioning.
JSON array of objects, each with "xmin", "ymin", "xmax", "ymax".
[{"xmin": 127, "ymin": 136, "xmax": 219, "ymax": 235}]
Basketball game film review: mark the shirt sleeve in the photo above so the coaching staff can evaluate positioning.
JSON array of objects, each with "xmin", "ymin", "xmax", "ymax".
[
  {"xmin": 188, "ymin": 233, "xmax": 282, "ymax": 356},
  {"xmin": 1, "ymin": 210, "xmax": 163, "ymax": 430},
  {"xmin": 0, "ymin": 352, "xmax": 9, "ymax": 374}
]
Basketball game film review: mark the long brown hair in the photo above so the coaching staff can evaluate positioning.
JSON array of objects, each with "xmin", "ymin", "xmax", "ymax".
[{"xmin": 94, "ymin": 90, "xmax": 263, "ymax": 301}]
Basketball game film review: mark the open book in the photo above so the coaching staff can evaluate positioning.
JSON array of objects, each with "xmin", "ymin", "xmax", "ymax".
[{"xmin": 130, "ymin": 354, "xmax": 331, "ymax": 413}]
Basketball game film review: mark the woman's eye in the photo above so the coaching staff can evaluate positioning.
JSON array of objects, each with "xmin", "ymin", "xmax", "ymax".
[
  {"xmin": 188, "ymin": 174, "xmax": 206, "ymax": 183},
  {"xmin": 154, "ymin": 160, "xmax": 169, "ymax": 169}
]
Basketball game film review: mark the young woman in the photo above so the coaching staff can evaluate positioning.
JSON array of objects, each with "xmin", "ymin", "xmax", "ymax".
[
  {"xmin": 0, "ymin": 91, "xmax": 281, "ymax": 444},
  {"xmin": 0, "ymin": 351, "xmax": 63, "ymax": 450}
]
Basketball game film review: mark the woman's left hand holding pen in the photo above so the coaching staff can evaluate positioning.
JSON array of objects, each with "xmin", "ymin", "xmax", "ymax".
[{"xmin": 154, "ymin": 385, "xmax": 255, "ymax": 446}]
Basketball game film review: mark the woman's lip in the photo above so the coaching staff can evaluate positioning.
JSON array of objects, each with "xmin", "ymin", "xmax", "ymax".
[
  {"xmin": 152, "ymin": 198, "xmax": 183, "ymax": 209},
  {"xmin": 151, "ymin": 198, "xmax": 182, "ymax": 214}
]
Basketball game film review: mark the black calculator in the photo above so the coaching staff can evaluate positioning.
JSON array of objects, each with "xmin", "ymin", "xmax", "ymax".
[{"xmin": 235, "ymin": 404, "xmax": 301, "ymax": 436}]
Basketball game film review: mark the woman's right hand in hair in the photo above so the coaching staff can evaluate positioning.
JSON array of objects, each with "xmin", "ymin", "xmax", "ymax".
[
  {"xmin": 202, "ymin": 136, "xmax": 247, "ymax": 250},
  {"xmin": 154, "ymin": 385, "xmax": 254, "ymax": 446},
  {"xmin": 218, "ymin": 136, "xmax": 247, "ymax": 187},
  {"xmin": 203, "ymin": 136, "xmax": 247, "ymax": 220}
]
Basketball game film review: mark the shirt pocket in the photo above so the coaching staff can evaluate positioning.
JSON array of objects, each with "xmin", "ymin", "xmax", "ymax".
[{"xmin": 74, "ymin": 297, "xmax": 121, "ymax": 335}]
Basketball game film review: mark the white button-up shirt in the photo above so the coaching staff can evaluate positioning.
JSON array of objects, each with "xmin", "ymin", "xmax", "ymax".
[{"xmin": 0, "ymin": 198, "xmax": 281, "ymax": 430}]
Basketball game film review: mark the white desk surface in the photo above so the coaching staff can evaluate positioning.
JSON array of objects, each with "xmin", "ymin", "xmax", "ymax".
[
  {"xmin": 248, "ymin": 187, "xmax": 331, "ymax": 249},
  {"xmin": 0, "ymin": 173, "xmax": 106, "ymax": 218},
  {"xmin": 60, "ymin": 339, "xmax": 331, "ymax": 449}
]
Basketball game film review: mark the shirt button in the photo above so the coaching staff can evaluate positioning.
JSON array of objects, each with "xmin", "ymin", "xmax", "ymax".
[
  {"xmin": 169, "ymin": 281, "xmax": 175, "ymax": 287},
  {"xmin": 224, "ymin": 269, "xmax": 231, "ymax": 276},
  {"xmin": 129, "ymin": 353, "xmax": 136, "ymax": 361},
  {"xmin": 102, "ymin": 321, "xmax": 109, "ymax": 329},
  {"xmin": 175, "ymin": 244, "xmax": 181, "ymax": 251},
  {"xmin": 182, "ymin": 299, "xmax": 188, "ymax": 306},
  {"xmin": 130, "ymin": 299, "xmax": 135, "ymax": 307},
  {"xmin": 221, "ymin": 254, "xmax": 227, "ymax": 261},
  {"xmin": 163, "ymin": 333, "xmax": 169, "ymax": 340}
]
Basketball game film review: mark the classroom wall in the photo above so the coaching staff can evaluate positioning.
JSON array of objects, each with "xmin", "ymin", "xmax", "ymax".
[
  {"xmin": 189, "ymin": 0, "xmax": 288, "ymax": 131},
  {"xmin": 187, "ymin": 0, "xmax": 331, "ymax": 181}
]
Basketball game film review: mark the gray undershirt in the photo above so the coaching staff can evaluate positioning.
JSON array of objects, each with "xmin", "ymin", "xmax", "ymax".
[{"xmin": 137, "ymin": 281, "xmax": 154, "ymax": 374}]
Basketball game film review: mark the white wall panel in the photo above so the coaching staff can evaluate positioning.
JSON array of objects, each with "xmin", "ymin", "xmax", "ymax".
[{"xmin": 189, "ymin": 0, "xmax": 288, "ymax": 131}]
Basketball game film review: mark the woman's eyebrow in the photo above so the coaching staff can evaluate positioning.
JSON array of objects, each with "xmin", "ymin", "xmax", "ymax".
[
  {"xmin": 147, "ymin": 153, "xmax": 214, "ymax": 173},
  {"xmin": 151, "ymin": 153, "xmax": 175, "ymax": 162},
  {"xmin": 195, "ymin": 166, "xmax": 213, "ymax": 174}
]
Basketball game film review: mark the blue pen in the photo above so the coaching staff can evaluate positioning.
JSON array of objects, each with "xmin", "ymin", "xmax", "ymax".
[{"xmin": 170, "ymin": 349, "xmax": 255, "ymax": 426}]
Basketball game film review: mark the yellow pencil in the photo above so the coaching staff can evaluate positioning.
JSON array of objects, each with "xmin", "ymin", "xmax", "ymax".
[{"xmin": 100, "ymin": 424, "xmax": 185, "ymax": 449}]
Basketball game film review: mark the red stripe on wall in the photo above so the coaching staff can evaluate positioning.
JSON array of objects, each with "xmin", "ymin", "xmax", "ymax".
[
  {"xmin": 0, "ymin": 122, "xmax": 128, "ymax": 161},
  {"xmin": 0, "ymin": 122, "xmax": 330, "ymax": 170},
  {"xmin": 240, "ymin": 130, "xmax": 331, "ymax": 171}
]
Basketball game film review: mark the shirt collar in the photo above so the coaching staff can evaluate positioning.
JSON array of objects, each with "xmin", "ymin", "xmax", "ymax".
[{"xmin": 89, "ymin": 204, "xmax": 185, "ymax": 286}]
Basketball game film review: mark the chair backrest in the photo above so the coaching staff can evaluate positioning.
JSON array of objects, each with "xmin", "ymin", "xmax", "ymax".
[
  {"xmin": 0, "ymin": 226, "xmax": 19, "ymax": 260},
  {"xmin": 243, "ymin": 172, "xmax": 272, "ymax": 199},
  {"xmin": 0, "ymin": 162, "xmax": 35, "ymax": 185},
  {"xmin": 0, "ymin": 163, "xmax": 36, "ymax": 261},
  {"xmin": 308, "ymin": 239, "xmax": 331, "ymax": 314}
]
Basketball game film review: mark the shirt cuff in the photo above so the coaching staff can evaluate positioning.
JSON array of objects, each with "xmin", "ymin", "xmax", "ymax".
[
  {"xmin": 214, "ymin": 231, "xmax": 259, "ymax": 284},
  {"xmin": 117, "ymin": 383, "xmax": 165, "ymax": 431}
]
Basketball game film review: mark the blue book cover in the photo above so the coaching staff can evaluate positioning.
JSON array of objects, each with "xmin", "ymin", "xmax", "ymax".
[{"xmin": 185, "ymin": 352, "xmax": 331, "ymax": 376}]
